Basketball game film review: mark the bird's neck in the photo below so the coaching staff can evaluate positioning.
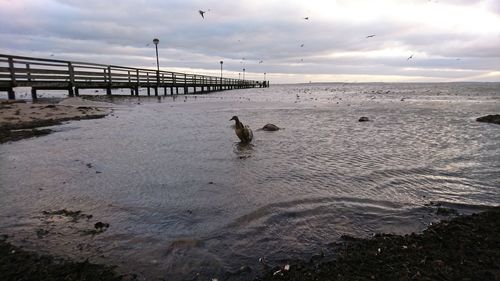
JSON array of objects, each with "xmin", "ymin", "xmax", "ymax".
[{"xmin": 235, "ymin": 120, "xmax": 243, "ymax": 129}]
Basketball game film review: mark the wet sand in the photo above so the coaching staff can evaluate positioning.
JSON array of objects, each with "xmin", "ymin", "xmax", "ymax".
[{"xmin": 0, "ymin": 98, "xmax": 112, "ymax": 143}]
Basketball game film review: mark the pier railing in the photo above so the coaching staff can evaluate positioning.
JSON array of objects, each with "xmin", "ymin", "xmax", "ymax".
[{"xmin": 0, "ymin": 54, "xmax": 268, "ymax": 100}]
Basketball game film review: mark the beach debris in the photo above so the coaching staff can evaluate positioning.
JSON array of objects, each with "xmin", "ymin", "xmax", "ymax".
[
  {"xmin": 358, "ymin": 116, "xmax": 370, "ymax": 122},
  {"xmin": 211, "ymin": 278, "xmax": 218, "ymax": 281},
  {"xmin": 273, "ymin": 269, "xmax": 282, "ymax": 276},
  {"xmin": 262, "ymin": 123, "xmax": 280, "ymax": 131},
  {"xmin": 284, "ymin": 264, "xmax": 290, "ymax": 271}
]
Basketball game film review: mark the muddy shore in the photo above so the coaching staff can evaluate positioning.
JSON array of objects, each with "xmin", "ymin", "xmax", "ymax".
[
  {"xmin": 0, "ymin": 207, "xmax": 497, "ymax": 280},
  {"xmin": 0, "ymin": 98, "xmax": 112, "ymax": 143},
  {"xmin": 257, "ymin": 206, "xmax": 500, "ymax": 281}
]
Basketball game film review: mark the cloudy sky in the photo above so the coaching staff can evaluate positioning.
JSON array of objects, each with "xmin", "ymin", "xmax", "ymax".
[{"xmin": 1, "ymin": 0, "xmax": 500, "ymax": 83}]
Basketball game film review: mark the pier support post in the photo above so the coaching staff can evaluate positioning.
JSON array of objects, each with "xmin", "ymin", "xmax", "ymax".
[
  {"xmin": 7, "ymin": 89, "xmax": 15, "ymax": 100},
  {"xmin": 31, "ymin": 88, "xmax": 37, "ymax": 100},
  {"xmin": 75, "ymin": 88, "xmax": 80, "ymax": 96}
]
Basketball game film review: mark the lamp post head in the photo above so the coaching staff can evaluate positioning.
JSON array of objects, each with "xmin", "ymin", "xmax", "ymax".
[
  {"xmin": 153, "ymin": 38, "xmax": 159, "ymax": 45},
  {"xmin": 220, "ymin": 60, "xmax": 223, "ymax": 65}
]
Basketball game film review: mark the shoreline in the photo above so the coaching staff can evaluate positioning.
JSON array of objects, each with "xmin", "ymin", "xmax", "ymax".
[
  {"xmin": 0, "ymin": 98, "xmax": 112, "ymax": 143},
  {"xmin": 257, "ymin": 206, "xmax": 500, "ymax": 281},
  {"xmin": 0, "ymin": 207, "xmax": 498, "ymax": 280}
]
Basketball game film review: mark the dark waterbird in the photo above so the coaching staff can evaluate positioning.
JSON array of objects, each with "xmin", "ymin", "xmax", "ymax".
[{"xmin": 230, "ymin": 116, "xmax": 253, "ymax": 143}]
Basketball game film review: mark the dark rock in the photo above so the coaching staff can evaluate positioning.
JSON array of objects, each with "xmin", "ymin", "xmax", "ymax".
[
  {"xmin": 476, "ymin": 114, "xmax": 500, "ymax": 125},
  {"xmin": 262, "ymin": 124, "xmax": 280, "ymax": 131},
  {"xmin": 94, "ymin": 222, "xmax": 110, "ymax": 229},
  {"xmin": 359, "ymin": 116, "xmax": 370, "ymax": 122}
]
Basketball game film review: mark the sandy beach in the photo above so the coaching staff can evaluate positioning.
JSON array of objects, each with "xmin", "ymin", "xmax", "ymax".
[{"xmin": 0, "ymin": 98, "xmax": 112, "ymax": 143}]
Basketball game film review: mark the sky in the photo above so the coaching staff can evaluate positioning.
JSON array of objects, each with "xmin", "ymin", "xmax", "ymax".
[{"xmin": 1, "ymin": 0, "xmax": 500, "ymax": 83}]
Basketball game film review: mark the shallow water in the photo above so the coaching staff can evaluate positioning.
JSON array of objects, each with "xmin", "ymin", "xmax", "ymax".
[{"xmin": 1, "ymin": 83, "xmax": 499, "ymax": 280}]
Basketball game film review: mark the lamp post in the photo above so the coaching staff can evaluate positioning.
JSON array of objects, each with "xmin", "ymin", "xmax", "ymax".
[
  {"xmin": 153, "ymin": 38, "xmax": 160, "ymax": 96},
  {"xmin": 238, "ymin": 73, "xmax": 241, "ymax": 80},
  {"xmin": 264, "ymin": 72, "xmax": 267, "ymax": 88},
  {"xmin": 243, "ymin": 68, "xmax": 245, "ymax": 80},
  {"xmin": 153, "ymin": 38, "xmax": 160, "ymax": 71},
  {"xmin": 264, "ymin": 72, "xmax": 266, "ymax": 81}
]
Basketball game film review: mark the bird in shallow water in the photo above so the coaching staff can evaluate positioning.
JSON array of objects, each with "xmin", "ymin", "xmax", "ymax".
[{"xmin": 230, "ymin": 116, "xmax": 253, "ymax": 143}]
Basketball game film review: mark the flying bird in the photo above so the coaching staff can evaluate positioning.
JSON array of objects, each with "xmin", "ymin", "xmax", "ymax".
[
  {"xmin": 199, "ymin": 10, "xmax": 206, "ymax": 19},
  {"xmin": 300, "ymin": 44, "xmax": 304, "ymax": 47},
  {"xmin": 366, "ymin": 34, "xmax": 376, "ymax": 38},
  {"xmin": 407, "ymin": 54, "xmax": 414, "ymax": 61},
  {"xmin": 303, "ymin": 17, "xmax": 309, "ymax": 20},
  {"xmin": 259, "ymin": 60, "xmax": 263, "ymax": 64}
]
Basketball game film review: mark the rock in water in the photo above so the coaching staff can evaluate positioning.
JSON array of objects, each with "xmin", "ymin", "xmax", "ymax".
[
  {"xmin": 358, "ymin": 117, "xmax": 370, "ymax": 122},
  {"xmin": 476, "ymin": 114, "xmax": 500, "ymax": 125},
  {"xmin": 262, "ymin": 124, "xmax": 280, "ymax": 131}
]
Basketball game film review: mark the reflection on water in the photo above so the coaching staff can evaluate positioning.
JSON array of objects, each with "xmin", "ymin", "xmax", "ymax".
[{"xmin": 0, "ymin": 83, "xmax": 499, "ymax": 280}]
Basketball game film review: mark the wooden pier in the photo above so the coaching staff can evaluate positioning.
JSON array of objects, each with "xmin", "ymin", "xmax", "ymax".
[{"xmin": 0, "ymin": 54, "xmax": 269, "ymax": 100}]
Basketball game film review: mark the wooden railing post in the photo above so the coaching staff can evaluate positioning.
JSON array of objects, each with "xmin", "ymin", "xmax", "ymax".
[
  {"xmin": 184, "ymin": 73, "xmax": 187, "ymax": 94},
  {"xmin": 170, "ymin": 72, "xmax": 175, "ymax": 95},
  {"xmin": 155, "ymin": 70, "xmax": 159, "ymax": 96},
  {"xmin": 68, "ymin": 62, "xmax": 75, "ymax": 97},
  {"xmin": 162, "ymin": 73, "xmax": 167, "ymax": 95},
  {"xmin": 193, "ymin": 75, "xmax": 197, "ymax": 93},
  {"xmin": 135, "ymin": 69, "xmax": 139, "ymax": 95},
  {"xmin": 128, "ymin": 70, "xmax": 133, "ymax": 95},
  {"xmin": 146, "ymin": 72, "xmax": 150, "ymax": 96},
  {"xmin": 7, "ymin": 57, "xmax": 16, "ymax": 99},
  {"xmin": 106, "ymin": 66, "xmax": 112, "ymax": 95}
]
